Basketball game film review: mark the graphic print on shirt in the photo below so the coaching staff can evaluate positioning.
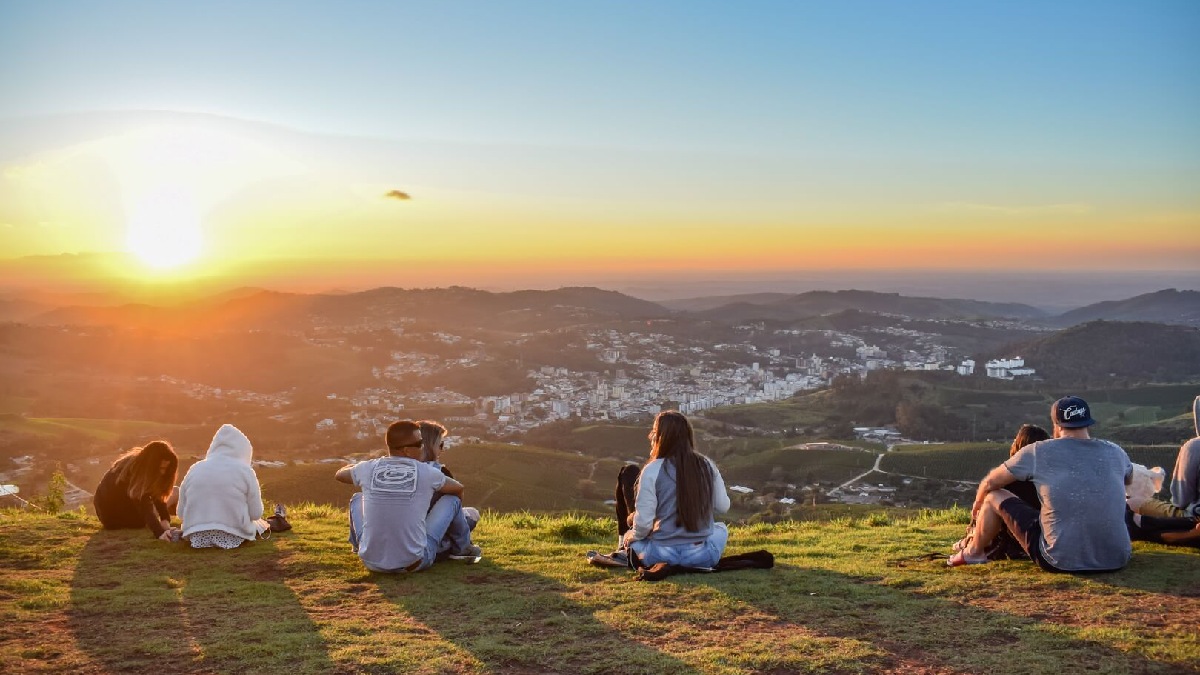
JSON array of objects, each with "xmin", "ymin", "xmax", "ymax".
[{"xmin": 371, "ymin": 462, "xmax": 417, "ymax": 495}]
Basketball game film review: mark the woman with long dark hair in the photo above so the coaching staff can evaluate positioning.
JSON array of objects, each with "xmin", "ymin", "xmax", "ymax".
[
  {"xmin": 1007, "ymin": 424, "xmax": 1050, "ymax": 509},
  {"xmin": 617, "ymin": 411, "xmax": 730, "ymax": 569},
  {"xmin": 93, "ymin": 440, "xmax": 179, "ymax": 541}
]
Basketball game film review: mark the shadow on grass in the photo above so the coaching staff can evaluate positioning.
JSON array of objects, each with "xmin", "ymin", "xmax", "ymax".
[
  {"xmin": 371, "ymin": 561, "xmax": 704, "ymax": 674},
  {"xmin": 1090, "ymin": 546, "xmax": 1200, "ymax": 596},
  {"xmin": 69, "ymin": 530, "xmax": 337, "ymax": 675},
  {"xmin": 694, "ymin": 562, "xmax": 1189, "ymax": 674}
]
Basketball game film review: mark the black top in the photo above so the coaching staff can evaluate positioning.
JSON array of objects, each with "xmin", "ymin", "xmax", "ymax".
[
  {"xmin": 1007, "ymin": 479, "xmax": 1041, "ymax": 511},
  {"xmin": 93, "ymin": 465, "xmax": 169, "ymax": 538}
]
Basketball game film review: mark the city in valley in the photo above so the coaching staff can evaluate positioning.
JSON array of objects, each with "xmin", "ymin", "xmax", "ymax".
[{"xmin": 1, "ymin": 285, "xmax": 1197, "ymax": 517}]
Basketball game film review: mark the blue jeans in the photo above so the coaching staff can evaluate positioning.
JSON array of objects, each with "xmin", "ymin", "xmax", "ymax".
[
  {"xmin": 629, "ymin": 522, "xmax": 728, "ymax": 569},
  {"xmin": 348, "ymin": 492, "xmax": 474, "ymax": 572}
]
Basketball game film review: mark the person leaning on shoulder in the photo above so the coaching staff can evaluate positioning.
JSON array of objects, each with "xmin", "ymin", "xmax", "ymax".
[
  {"xmin": 948, "ymin": 395, "xmax": 1133, "ymax": 572},
  {"xmin": 336, "ymin": 420, "xmax": 480, "ymax": 573}
]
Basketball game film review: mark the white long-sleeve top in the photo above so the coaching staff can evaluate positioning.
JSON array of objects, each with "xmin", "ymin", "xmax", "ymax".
[{"xmin": 631, "ymin": 456, "xmax": 730, "ymax": 547}]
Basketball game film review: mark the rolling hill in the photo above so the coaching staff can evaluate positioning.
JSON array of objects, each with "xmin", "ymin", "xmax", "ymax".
[
  {"xmin": 685, "ymin": 290, "xmax": 1047, "ymax": 322},
  {"xmin": 1050, "ymin": 288, "xmax": 1200, "ymax": 327},
  {"xmin": 23, "ymin": 285, "xmax": 670, "ymax": 333},
  {"xmin": 1001, "ymin": 320, "xmax": 1200, "ymax": 384}
]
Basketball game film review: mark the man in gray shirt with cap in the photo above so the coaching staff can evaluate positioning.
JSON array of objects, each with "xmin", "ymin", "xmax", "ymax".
[{"xmin": 949, "ymin": 395, "xmax": 1133, "ymax": 572}]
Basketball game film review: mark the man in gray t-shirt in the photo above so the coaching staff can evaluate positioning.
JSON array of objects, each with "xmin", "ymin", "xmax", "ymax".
[
  {"xmin": 949, "ymin": 396, "xmax": 1133, "ymax": 572},
  {"xmin": 335, "ymin": 420, "xmax": 478, "ymax": 573}
]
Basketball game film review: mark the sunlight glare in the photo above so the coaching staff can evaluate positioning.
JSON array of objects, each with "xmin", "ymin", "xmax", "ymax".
[{"xmin": 124, "ymin": 184, "xmax": 204, "ymax": 269}]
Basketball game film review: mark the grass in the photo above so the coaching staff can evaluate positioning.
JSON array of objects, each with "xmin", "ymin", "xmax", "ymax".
[
  {"xmin": 0, "ymin": 415, "xmax": 184, "ymax": 442},
  {"xmin": 702, "ymin": 401, "xmax": 831, "ymax": 429},
  {"xmin": 2, "ymin": 506, "xmax": 1198, "ymax": 674},
  {"xmin": 722, "ymin": 446, "xmax": 878, "ymax": 486}
]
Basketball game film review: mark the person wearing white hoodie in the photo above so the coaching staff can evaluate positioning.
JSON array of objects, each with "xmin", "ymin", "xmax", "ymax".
[
  {"xmin": 1134, "ymin": 396, "xmax": 1200, "ymax": 519},
  {"xmin": 178, "ymin": 424, "xmax": 268, "ymax": 549}
]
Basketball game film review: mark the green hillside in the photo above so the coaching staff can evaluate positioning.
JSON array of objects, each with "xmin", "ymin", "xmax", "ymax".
[
  {"xmin": 0, "ymin": 414, "xmax": 184, "ymax": 442},
  {"xmin": 253, "ymin": 442, "xmax": 624, "ymax": 516},
  {"xmin": 2, "ymin": 508, "xmax": 1198, "ymax": 674},
  {"xmin": 700, "ymin": 375, "xmax": 1198, "ymax": 444},
  {"xmin": 721, "ymin": 445, "xmax": 877, "ymax": 486}
]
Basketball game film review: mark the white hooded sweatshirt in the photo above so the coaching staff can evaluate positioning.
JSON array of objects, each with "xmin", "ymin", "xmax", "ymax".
[{"xmin": 178, "ymin": 424, "xmax": 266, "ymax": 541}]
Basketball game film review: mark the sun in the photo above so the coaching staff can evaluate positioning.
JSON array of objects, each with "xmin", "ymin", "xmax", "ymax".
[{"xmin": 124, "ymin": 185, "xmax": 204, "ymax": 270}]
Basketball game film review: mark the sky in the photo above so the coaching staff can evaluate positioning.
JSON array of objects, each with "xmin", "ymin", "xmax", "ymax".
[{"xmin": 0, "ymin": 1, "xmax": 1197, "ymax": 294}]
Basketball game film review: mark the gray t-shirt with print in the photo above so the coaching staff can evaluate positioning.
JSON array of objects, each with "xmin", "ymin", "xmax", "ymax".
[
  {"xmin": 1004, "ymin": 437, "xmax": 1133, "ymax": 572},
  {"xmin": 352, "ymin": 456, "xmax": 446, "ymax": 572}
]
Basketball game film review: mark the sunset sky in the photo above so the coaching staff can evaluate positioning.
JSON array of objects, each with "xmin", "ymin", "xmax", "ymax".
[{"xmin": 1, "ymin": 1, "xmax": 1197, "ymax": 291}]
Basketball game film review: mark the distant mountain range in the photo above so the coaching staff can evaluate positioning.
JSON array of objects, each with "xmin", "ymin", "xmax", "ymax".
[
  {"xmin": 682, "ymin": 290, "xmax": 1048, "ymax": 321},
  {"xmin": 5, "ymin": 285, "xmax": 1200, "ymax": 330},
  {"xmin": 662, "ymin": 288, "xmax": 1200, "ymax": 327},
  {"xmin": 19, "ymin": 286, "xmax": 670, "ymax": 332},
  {"xmin": 1049, "ymin": 289, "xmax": 1200, "ymax": 328}
]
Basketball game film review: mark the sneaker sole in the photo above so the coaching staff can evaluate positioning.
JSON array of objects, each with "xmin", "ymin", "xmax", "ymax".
[
  {"xmin": 586, "ymin": 551, "xmax": 628, "ymax": 568},
  {"xmin": 447, "ymin": 554, "xmax": 482, "ymax": 564}
]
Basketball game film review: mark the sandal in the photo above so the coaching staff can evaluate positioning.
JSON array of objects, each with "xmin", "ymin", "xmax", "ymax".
[
  {"xmin": 946, "ymin": 550, "xmax": 989, "ymax": 567},
  {"xmin": 952, "ymin": 535, "xmax": 973, "ymax": 552}
]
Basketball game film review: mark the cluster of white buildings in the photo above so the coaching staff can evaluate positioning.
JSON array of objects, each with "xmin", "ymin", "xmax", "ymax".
[
  {"xmin": 985, "ymin": 357, "xmax": 1037, "ymax": 380},
  {"xmin": 160, "ymin": 375, "xmax": 291, "ymax": 408}
]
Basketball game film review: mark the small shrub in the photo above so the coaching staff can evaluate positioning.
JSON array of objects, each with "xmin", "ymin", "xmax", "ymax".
[
  {"xmin": 39, "ymin": 469, "xmax": 66, "ymax": 515},
  {"xmin": 507, "ymin": 512, "xmax": 541, "ymax": 530},
  {"xmin": 908, "ymin": 505, "xmax": 971, "ymax": 526},
  {"xmin": 546, "ymin": 515, "xmax": 610, "ymax": 542},
  {"xmin": 292, "ymin": 502, "xmax": 341, "ymax": 520},
  {"xmin": 864, "ymin": 512, "xmax": 892, "ymax": 527},
  {"xmin": 744, "ymin": 521, "xmax": 777, "ymax": 535}
]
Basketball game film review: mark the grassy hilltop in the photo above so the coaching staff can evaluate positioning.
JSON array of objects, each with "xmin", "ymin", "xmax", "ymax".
[{"xmin": 2, "ymin": 507, "xmax": 1198, "ymax": 674}]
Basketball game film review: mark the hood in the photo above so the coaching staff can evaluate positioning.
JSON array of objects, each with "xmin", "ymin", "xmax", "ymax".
[
  {"xmin": 205, "ymin": 424, "xmax": 253, "ymax": 465},
  {"xmin": 1195, "ymin": 395, "xmax": 1199, "ymax": 437}
]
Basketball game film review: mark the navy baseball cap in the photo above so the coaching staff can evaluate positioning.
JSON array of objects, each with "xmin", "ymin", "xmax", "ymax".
[{"xmin": 1052, "ymin": 395, "xmax": 1095, "ymax": 429}]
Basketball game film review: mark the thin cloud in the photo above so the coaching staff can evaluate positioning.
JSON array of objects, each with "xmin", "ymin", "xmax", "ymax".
[
  {"xmin": 932, "ymin": 202, "xmax": 1092, "ymax": 216},
  {"xmin": 383, "ymin": 189, "xmax": 412, "ymax": 201}
]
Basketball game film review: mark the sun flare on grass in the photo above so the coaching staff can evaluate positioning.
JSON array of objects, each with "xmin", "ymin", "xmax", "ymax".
[{"xmin": 124, "ymin": 185, "xmax": 204, "ymax": 270}]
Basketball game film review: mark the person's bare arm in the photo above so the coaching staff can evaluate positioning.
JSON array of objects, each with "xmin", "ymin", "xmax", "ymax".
[
  {"xmin": 438, "ymin": 477, "xmax": 464, "ymax": 497},
  {"xmin": 971, "ymin": 464, "xmax": 1017, "ymax": 519},
  {"xmin": 334, "ymin": 465, "xmax": 355, "ymax": 484}
]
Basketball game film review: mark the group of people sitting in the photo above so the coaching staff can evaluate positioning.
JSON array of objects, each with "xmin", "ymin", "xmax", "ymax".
[
  {"xmin": 329, "ymin": 411, "xmax": 728, "ymax": 573},
  {"xmin": 948, "ymin": 395, "xmax": 1200, "ymax": 570},
  {"xmin": 92, "ymin": 395, "xmax": 1200, "ymax": 577},
  {"xmin": 92, "ymin": 418, "xmax": 485, "ymax": 566},
  {"xmin": 93, "ymin": 424, "xmax": 268, "ymax": 548}
]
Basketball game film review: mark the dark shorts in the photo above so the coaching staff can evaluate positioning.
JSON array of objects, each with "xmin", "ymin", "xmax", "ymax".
[{"xmin": 996, "ymin": 496, "xmax": 1065, "ymax": 573}]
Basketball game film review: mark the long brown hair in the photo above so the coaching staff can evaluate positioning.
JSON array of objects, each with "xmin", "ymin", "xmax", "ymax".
[
  {"xmin": 1010, "ymin": 424, "xmax": 1050, "ymax": 457},
  {"xmin": 418, "ymin": 420, "xmax": 448, "ymax": 463},
  {"xmin": 112, "ymin": 440, "xmax": 177, "ymax": 501},
  {"xmin": 649, "ymin": 411, "xmax": 713, "ymax": 532}
]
